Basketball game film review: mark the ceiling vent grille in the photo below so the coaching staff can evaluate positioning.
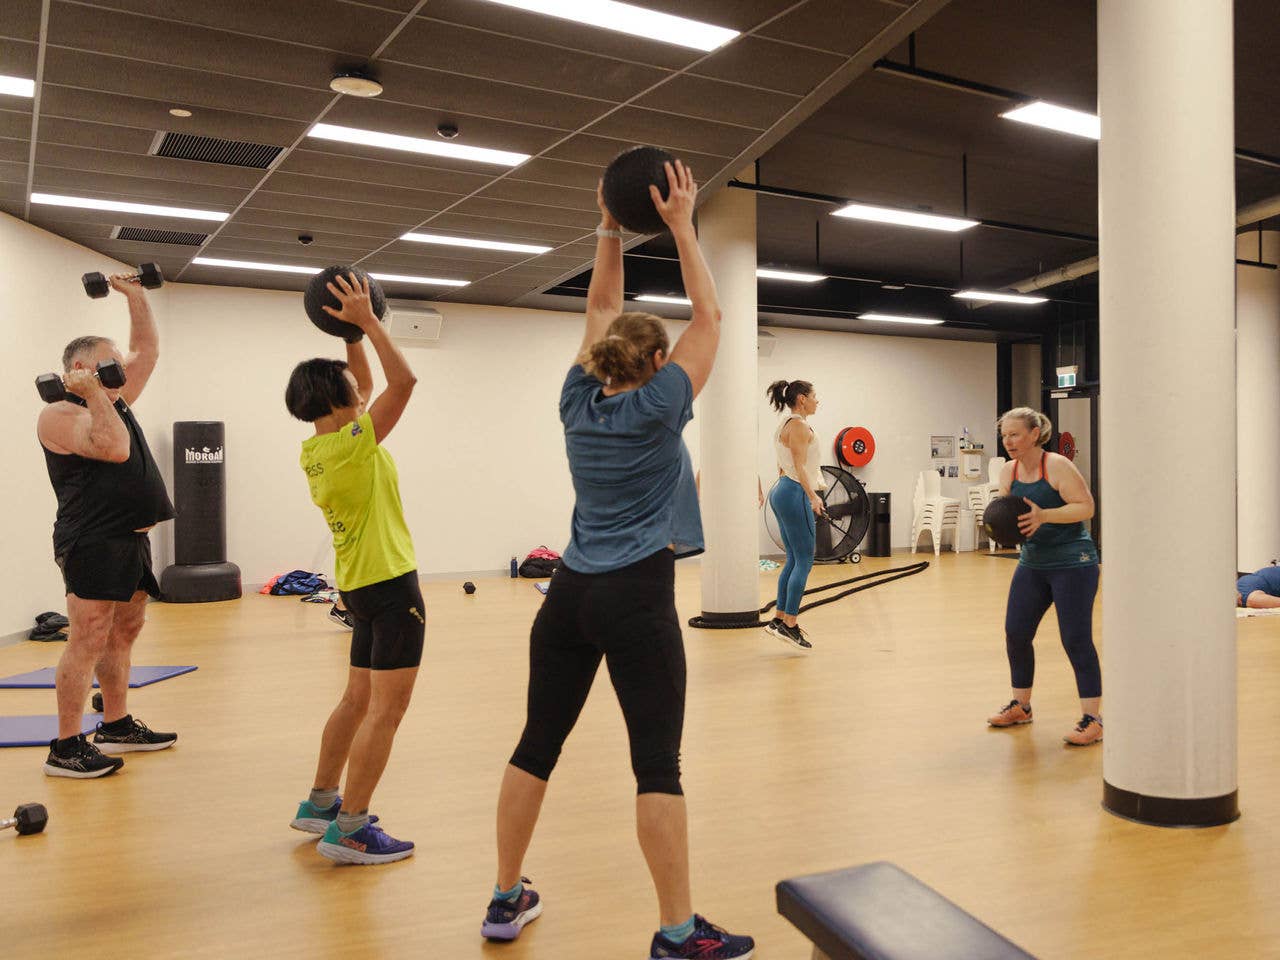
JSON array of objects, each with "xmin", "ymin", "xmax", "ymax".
[
  {"xmin": 150, "ymin": 131, "xmax": 283, "ymax": 169},
  {"xmin": 113, "ymin": 226, "xmax": 209, "ymax": 246}
]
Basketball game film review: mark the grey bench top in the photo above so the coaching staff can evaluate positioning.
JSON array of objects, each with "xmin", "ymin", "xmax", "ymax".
[{"xmin": 776, "ymin": 861, "xmax": 1038, "ymax": 960}]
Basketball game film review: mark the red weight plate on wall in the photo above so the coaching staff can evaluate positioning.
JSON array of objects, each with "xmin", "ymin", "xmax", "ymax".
[
  {"xmin": 1059, "ymin": 431, "xmax": 1076, "ymax": 460},
  {"xmin": 839, "ymin": 426, "xmax": 876, "ymax": 468}
]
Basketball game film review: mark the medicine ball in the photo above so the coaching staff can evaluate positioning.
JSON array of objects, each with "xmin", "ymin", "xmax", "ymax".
[
  {"xmin": 303, "ymin": 265, "xmax": 386, "ymax": 342},
  {"xmin": 602, "ymin": 146, "xmax": 675, "ymax": 235},
  {"xmin": 983, "ymin": 495, "xmax": 1031, "ymax": 548}
]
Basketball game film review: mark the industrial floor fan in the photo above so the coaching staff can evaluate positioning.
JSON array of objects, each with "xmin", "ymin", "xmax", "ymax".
[{"xmin": 765, "ymin": 465, "xmax": 872, "ymax": 564}]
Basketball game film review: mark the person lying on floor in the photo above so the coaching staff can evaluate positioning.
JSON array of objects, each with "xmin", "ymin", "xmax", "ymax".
[{"xmin": 1236, "ymin": 564, "xmax": 1280, "ymax": 608}]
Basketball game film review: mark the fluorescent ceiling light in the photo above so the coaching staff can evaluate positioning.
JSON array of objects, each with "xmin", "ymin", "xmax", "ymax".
[
  {"xmin": 191, "ymin": 257, "xmax": 468, "ymax": 286},
  {"xmin": 954, "ymin": 289, "xmax": 1048, "ymax": 305},
  {"xmin": 0, "ymin": 75, "xmax": 35, "ymax": 98},
  {"xmin": 859, "ymin": 312, "xmax": 944, "ymax": 326},
  {"xmin": 832, "ymin": 203, "xmax": 977, "ymax": 232},
  {"xmin": 1000, "ymin": 100, "xmax": 1100, "ymax": 140},
  {"xmin": 756, "ymin": 268, "xmax": 826, "ymax": 283},
  {"xmin": 308, "ymin": 122, "xmax": 529, "ymax": 167},
  {"xmin": 402, "ymin": 232, "xmax": 552, "ymax": 255},
  {"xmin": 31, "ymin": 193, "xmax": 228, "ymax": 222},
  {"xmin": 475, "ymin": 0, "xmax": 738, "ymax": 51},
  {"xmin": 637, "ymin": 294, "xmax": 691, "ymax": 305}
]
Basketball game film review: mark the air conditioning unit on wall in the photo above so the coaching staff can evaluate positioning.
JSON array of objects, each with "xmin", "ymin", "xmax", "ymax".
[
  {"xmin": 386, "ymin": 300, "xmax": 443, "ymax": 343},
  {"xmin": 757, "ymin": 330, "xmax": 777, "ymax": 357}
]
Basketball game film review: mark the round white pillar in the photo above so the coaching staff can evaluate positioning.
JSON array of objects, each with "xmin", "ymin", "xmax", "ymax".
[
  {"xmin": 1236, "ymin": 230, "xmax": 1280, "ymax": 571},
  {"xmin": 695, "ymin": 175, "xmax": 760, "ymax": 625},
  {"xmin": 1098, "ymin": 0, "xmax": 1238, "ymax": 825}
]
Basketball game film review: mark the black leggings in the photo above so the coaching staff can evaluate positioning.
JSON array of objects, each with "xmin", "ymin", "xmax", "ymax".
[
  {"xmin": 1004, "ymin": 563, "xmax": 1101, "ymax": 699},
  {"xmin": 340, "ymin": 571, "xmax": 425, "ymax": 670},
  {"xmin": 511, "ymin": 549, "xmax": 686, "ymax": 795}
]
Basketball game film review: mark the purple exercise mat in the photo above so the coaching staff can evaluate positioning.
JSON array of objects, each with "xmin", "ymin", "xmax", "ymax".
[
  {"xmin": 0, "ymin": 714, "xmax": 102, "ymax": 747},
  {"xmin": 0, "ymin": 665, "xmax": 197, "ymax": 689}
]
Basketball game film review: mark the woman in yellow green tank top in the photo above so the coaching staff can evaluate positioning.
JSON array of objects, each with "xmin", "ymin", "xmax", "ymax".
[{"xmin": 986, "ymin": 407, "xmax": 1103, "ymax": 747}]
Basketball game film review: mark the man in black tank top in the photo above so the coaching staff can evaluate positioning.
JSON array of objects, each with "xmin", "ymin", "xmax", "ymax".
[{"xmin": 36, "ymin": 275, "xmax": 178, "ymax": 779}]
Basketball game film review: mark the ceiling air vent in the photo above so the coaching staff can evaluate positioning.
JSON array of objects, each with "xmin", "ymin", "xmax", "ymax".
[
  {"xmin": 113, "ymin": 226, "xmax": 209, "ymax": 246},
  {"xmin": 149, "ymin": 131, "xmax": 283, "ymax": 169}
]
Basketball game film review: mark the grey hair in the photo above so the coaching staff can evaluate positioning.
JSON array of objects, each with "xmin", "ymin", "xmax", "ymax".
[{"xmin": 62, "ymin": 336, "xmax": 114, "ymax": 373}]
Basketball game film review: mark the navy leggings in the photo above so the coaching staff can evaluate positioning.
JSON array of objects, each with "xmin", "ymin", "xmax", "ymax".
[
  {"xmin": 1004, "ymin": 563, "xmax": 1101, "ymax": 698},
  {"xmin": 770, "ymin": 477, "xmax": 816, "ymax": 616}
]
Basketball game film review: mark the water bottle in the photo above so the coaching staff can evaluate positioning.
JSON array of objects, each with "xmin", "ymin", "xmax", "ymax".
[{"xmin": 510, "ymin": 556, "xmax": 518, "ymax": 578}]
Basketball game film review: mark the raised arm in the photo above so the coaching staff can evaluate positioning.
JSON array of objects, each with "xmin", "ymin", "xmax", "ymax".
[
  {"xmin": 579, "ymin": 180, "xmax": 624, "ymax": 359},
  {"xmin": 324, "ymin": 273, "xmax": 417, "ymax": 443},
  {"xmin": 345, "ymin": 339, "xmax": 374, "ymax": 406},
  {"xmin": 113, "ymin": 275, "xmax": 158, "ymax": 406},
  {"xmin": 38, "ymin": 370, "xmax": 130, "ymax": 462},
  {"xmin": 661, "ymin": 162, "xmax": 721, "ymax": 398}
]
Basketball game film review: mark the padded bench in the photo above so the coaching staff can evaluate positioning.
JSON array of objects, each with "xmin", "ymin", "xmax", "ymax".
[{"xmin": 776, "ymin": 861, "xmax": 1038, "ymax": 960}]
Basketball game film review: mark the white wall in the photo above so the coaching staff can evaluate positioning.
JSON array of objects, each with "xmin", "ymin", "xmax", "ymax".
[
  {"xmin": 1236, "ymin": 230, "xmax": 1280, "ymax": 570},
  {"xmin": 1, "ymin": 211, "xmax": 998, "ymax": 634},
  {"xmin": 1010, "ymin": 342, "xmax": 1042, "ymax": 409}
]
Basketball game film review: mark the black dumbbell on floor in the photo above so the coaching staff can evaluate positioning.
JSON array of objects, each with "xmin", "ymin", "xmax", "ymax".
[
  {"xmin": 91, "ymin": 691, "xmax": 103, "ymax": 712},
  {"xmin": 1, "ymin": 803, "xmax": 48, "ymax": 836},
  {"xmin": 35, "ymin": 359, "xmax": 127, "ymax": 403},
  {"xmin": 82, "ymin": 263, "xmax": 163, "ymax": 299}
]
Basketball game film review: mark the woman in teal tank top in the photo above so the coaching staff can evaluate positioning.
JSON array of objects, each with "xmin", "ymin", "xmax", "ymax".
[{"xmin": 986, "ymin": 407, "xmax": 1103, "ymax": 746}]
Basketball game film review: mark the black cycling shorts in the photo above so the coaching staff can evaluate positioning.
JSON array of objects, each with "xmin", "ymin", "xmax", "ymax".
[{"xmin": 340, "ymin": 570, "xmax": 425, "ymax": 670}]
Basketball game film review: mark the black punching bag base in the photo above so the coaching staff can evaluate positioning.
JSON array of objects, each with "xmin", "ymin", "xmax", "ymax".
[{"xmin": 161, "ymin": 562, "xmax": 242, "ymax": 603}]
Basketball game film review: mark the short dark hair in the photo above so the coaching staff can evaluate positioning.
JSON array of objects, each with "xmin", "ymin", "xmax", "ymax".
[
  {"xmin": 285, "ymin": 358, "xmax": 356, "ymax": 422},
  {"xmin": 62, "ymin": 336, "xmax": 114, "ymax": 373}
]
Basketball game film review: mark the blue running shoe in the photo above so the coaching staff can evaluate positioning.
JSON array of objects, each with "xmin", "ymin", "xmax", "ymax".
[
  {"xmin": 649, "ymin": 915, "xmax": 754, "ymax": 959},
  {"xmin": 316, "ymin": 821, "xmax": 413, "ymax": 865},
  {"xmin": 289, "ymin": 798, "xmax": 378, "ymax": 834},
  {"xmin": 481, "ymin": 879, "xmax": 542, "ymax": 941}
]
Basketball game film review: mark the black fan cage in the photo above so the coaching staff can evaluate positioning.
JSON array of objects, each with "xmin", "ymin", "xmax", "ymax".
[{"xmin": 765, "ymin": 465, "xmax": 871, "ymax": 562}]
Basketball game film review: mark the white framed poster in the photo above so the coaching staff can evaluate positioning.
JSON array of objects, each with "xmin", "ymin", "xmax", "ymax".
[{"xmin": 930, "ymin": 435, "xmax": 955, "ymax": 459}]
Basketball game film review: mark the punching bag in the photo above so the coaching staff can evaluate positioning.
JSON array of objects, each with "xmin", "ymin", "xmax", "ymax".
[{"xmin": 160, "ymin": 421, "xmax": 242, "ymax": 602}]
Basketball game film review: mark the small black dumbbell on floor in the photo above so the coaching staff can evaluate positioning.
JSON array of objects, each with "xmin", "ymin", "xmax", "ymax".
[
  {"xmin": 1, "ymin": 803, "xmax": 48, "ymax": 836},
  {"xmin": 35, "ymin": 359, "xmax": 127, "ymax": 403},
  {"xmin": 82, "ymin": 263, "xmax": 163, "ymax": 299},
  {"xmin": 91, "ymin": 691, "xmax": 104, "ymax": 712}
]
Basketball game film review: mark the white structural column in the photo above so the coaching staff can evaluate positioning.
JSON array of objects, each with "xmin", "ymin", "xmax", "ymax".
[
  {"xmin": 695, "ymin": 173, "xmax": 760, "ymax": 625},
  {"xmin": 1098, "ymin": 0, "xmax": 1238, "ymax": 825},
  {"xmin": 1236, "ymin": 230, "xmax": 1280, "ymax": 571}
]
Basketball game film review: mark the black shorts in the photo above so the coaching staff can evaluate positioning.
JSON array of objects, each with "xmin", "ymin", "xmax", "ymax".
[
  {"xmin": 57, "ymin": 533, "xmax": 160, "ymax": 603},
  {"xmin": 340, "ymin": 571, "xmax": 425, "ymax": 670}
]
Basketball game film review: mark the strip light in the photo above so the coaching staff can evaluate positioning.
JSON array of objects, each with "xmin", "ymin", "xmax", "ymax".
[
  {"xmin": 637, "ymin": 294, "xmax": 692, "ymax": 305},
  {"xmin": 757, "ymin": 268, "xmax": 826, "ymax": 283},
  {"xmin": 832, "ymin": 202, "xmax": 977, "ymax": 232},
  {"xmin": 31, "ymin": 193, "xmax": 228, "ymax": 222},
  {"xmin": 402, "ymin": 232, "xmax": 552, "ymax": 255},
  {"xmin": 0, "ymin": 75, "xmax": 35, "ymax": 98},
  {"xmin": 474, "ymin": 0, "xmax": 738, "ymax": 51},
  {"xmin": 1000, "ymin": 101, "xmax": 1100, "ymax": 140},
  {"xmin": 859, "ymin": 312, "xmax": 944, "ymax": 326},
  {"xmin": 191, "ymin": 257, "xmax": 469, "ymax": 286},
  {"xmin": 954, "ymin": 290, "xmax": 1048, "ymax": 305},
  {"xmin": 308, "ymin": 123, "xmax": 530, "ymax": 167}
]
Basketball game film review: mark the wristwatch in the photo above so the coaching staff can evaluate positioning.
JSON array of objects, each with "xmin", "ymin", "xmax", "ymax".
[{"xmin": 595, "ymin": 226, "xmax": 624, "ymax": 239}]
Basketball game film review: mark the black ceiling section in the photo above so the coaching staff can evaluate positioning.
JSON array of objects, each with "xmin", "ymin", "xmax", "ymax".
[{"xmin": 0, "ymin": 0, "xmax": 1275, "ymax": 333}]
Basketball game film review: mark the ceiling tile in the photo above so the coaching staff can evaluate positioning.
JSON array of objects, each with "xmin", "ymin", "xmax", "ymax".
[
  {"xmin": 543, "ymin": 133, "xmax": 729, "ymax": 169},
  {"xmin": 200, "ymin": 235, "xmax": 375, "ymax": 263},
  {"xmin": 32, "ymin": 165, "xmax": 246, "ymax": 208},
  {"xmin": 0, "ymin": 107, "xmax": 33, "ymax": 140},
  {"xmin": 0, "ymin": 37, "xmax": 39, "ymax": 75},
  {"xmin": 691, "ymin": 36, "xmax": 846, "ymax": 96},
  {"xmin": 0, "ymin": 138, "xmax": 28, "ymax": 163},
  {"xmin": 477, "ymin": 177, "xmax": 596, "ymax": 212},
  {"xmin": 0, "ymin": 158, "xmax": 27, "ymax": 184},
  {"xmin": 755, "ymin": 0, "xmax": 901, "ymax": 56},
  {"xmin": 415, "ymin": 211, "xmax": 589, "ymax": 244},
  {"xmin": 634, "ymin": 73, "xmax": 797, "ymax": 129},
  {"xmin": 232, "ymin": 205, "xmax": 409, "ymax": 242},
  {"xmin": 320, "ymin": 96, "xmax": 563, "ymax": 156},
  {"xmin": 0, "ymin": 1, "xmax": 42, "ymax": 41},
  {"xmin": 248, "ymin": 189, "xmax": 431, "ymax": 226},
  {"xmin": 36, "ymin": 142, "xmax": 265, "ymax": 189},
  {"xmin": 279, "ymin": 146, "xmax": 494, "ymax": 194},
  {"xmin": 33, "ymin": 116, "xmax": 158, "ymax": 153},
  {"xmin": 261, "ymin": 169, "xmax": 459, "ymax": 211},
  {"xmin": 509, "ymin": 157, "xmax": 602, "ymax": 191},
  {"xmin": 586, "ymin": 106, "xmax": 756, "ymax": 158},
  {"xmin": 445, "ymin": 195, "xmax": 600, "ymax": 230}
]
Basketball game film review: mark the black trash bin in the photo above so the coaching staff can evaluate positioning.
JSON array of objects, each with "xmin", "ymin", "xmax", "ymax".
[{"xmin": 867, "ymin": 491, "xmax": 892, "ymax": 556}]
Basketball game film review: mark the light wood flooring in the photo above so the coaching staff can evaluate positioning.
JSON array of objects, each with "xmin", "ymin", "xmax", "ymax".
[{"xmin": 2, "ymin": 550, "xmax": 1279, "ymax": 959}]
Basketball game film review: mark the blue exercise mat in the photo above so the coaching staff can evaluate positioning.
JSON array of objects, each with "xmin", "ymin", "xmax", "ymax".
[
  {"xmin": 0, "ymin": 665, "xmax": 197, "ymax": 689},
  {"xmin": 0, "ymin": 714, "xmax": 102, "ymax": 747}
]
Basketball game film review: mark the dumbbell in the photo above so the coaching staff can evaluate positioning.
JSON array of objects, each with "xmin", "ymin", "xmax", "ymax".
[
  {"xmin": 1, "ymin": 803, "xmax": 48, "ymax": 836},
  {"xmin": 35, "ymin": 358, "xmax": 127, "ymax": 403},
  {"xmin": 91, "ymin": 691, "xmax": 104, "ymax": 712},
  {"xmin": 82, "ymin": 263, "xmax": 163, "ymax": 299}
]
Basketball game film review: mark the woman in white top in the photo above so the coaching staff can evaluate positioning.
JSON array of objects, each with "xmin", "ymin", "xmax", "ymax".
[{"xmin": 766, "ymin": 379, "xmax": 825, "ymax": 650}]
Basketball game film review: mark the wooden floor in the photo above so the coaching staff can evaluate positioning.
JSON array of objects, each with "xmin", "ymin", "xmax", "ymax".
[{"xmin": 2, "ymin": 550, "xmax": 1279, "ymax": 959}]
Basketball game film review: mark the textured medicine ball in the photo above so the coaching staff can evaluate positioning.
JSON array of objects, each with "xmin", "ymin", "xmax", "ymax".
[
  {"xmin": 303, "ymin": 265, "xmax": 386, "ymax": 342},
  {"xmin": 602, "ymin": 146, "xmax": 675, "ymax": 234},
  {"xmin": 983, "ymin": 495, "xmax": 1031, "ymax": 548}
]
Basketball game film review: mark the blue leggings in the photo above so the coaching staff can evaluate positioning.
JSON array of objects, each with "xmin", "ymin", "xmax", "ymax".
[
  {"xmin": 1004, "ymin": 563, "xmax": 1101, "ymax": 698},
  {"xmin": 771, "ymin": 477, "xmax": 816, "ymax": 616}
]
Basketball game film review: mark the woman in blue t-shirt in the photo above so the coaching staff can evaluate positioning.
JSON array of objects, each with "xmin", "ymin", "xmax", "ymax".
[
  {"xmin": 481, "ymin": 161, "xmax": 754, "ymax": 959},
  {"xmin": 987, "ymin": 407, "xmax": 1102, "ymax": 747}
]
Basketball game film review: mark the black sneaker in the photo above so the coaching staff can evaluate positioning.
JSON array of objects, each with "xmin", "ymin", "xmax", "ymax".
[
  {"xmin": 94, "ymin": 715, "xmax": 177, "ymax": 753},
  {"xmin": 774, "ymin": 622, "xmax": 812, "ymax": 652},
  {"xmin": 43, "ymin": 734, "xmax": 125, "ymax": 779},
  {"xmin": 329, "ymin": 605, "xmax": 354, "ymax": 629}
]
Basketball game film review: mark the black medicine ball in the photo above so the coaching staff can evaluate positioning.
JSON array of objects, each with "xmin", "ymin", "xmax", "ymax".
[
  {"xmin": 602, "ymin": 146, "xmax": 676, "ymax": 235},
  {"xmin": 983, "ymin": 495, "xmax": 1032, "ymax": 548},
  {"xmin": 303, "ymin": 265, "xmax": 386, "ymax": 342}
]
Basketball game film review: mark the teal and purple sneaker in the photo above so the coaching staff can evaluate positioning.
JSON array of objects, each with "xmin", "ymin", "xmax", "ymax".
[
  {"xmin": 481, "ymin": 880, "xmax": 543, "ymax": 941},
  {"xmin": 316, "ymin": 820, "xmax": 414, "ymax": 865},
  {"xmin": 289, "ymin": 798, "xmax": 378, "ymax": 835}
]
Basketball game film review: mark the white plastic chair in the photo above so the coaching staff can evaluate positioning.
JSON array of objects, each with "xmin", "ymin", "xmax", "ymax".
[{"xmin": 911, "ymin": 470, "xmax": 961, "ymax": 556}]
